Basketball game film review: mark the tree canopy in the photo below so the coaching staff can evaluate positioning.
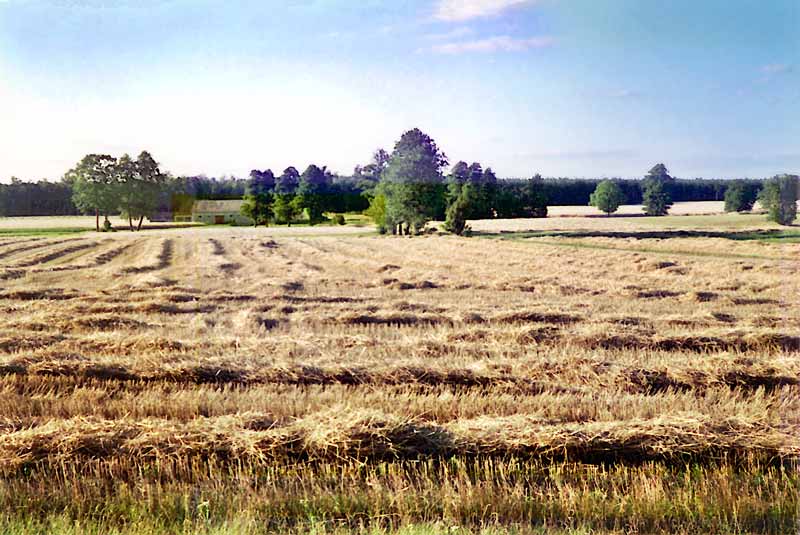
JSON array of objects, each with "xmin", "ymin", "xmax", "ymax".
[
  {"xmin": 66, "ymin": 154, "xmax": 121, "ymax": 231},
  {"xmin": 759, "ymin": 174, "xmax": 798, "ymax": 225},
  {"xmin": 590, "ymin": 180, "xmax": 626, "ymax": 215},
  {"xmin": 724, "ymin": 180, "xmax": 759, "ymax": 213},
  {"xmin": 296, "ymin": 165, "xmax": 331, "ymax": 225},
  {"xmin": 642, "ymin": 164, "xmax": 673, "ymax": 216},
  {"xmin": 381, "ymin": 128, "xmax": 448, "ymax": 235},
  {"xmin": 241, "ymin": 169, "xmax": 275, "ymax": 226}
]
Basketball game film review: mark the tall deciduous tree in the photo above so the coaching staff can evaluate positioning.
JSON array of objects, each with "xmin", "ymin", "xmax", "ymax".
[
  {"xmin": 116, "ymin": 151, "xmax": 165, "ymax": 231},
  {"xmin": 590, "ymin": 180, "xmax": 626, "ymax": 216},
  {"xmin": 273, "ymin": 167, "xmax": 300, "ymax": 225},
  {"xmin": 381, "ymin": 128, "xmax": 448, "ymax": 235},
  {"xmin": 524, "ymin": 174, "xmax": 548, "ymax": 217},
  {"xmin": 134, "ymin": 151, "xmax": 166, "ymax": 231},
  {"xmin": 759, "ymin": 174, "xmax": 798, "ymax": 225},
  {"xmin": 355, "ymin": 149, "xmax": 390, "ymax": 193},
  {"xmin": 241, "ymin": 169, "xmax": 275, "ymax": 226},
  {"xmin": 66, "ymin": 154, "xmax": 119, "ymax": 231},
  {"xmin": 296, "ymin": 165, "xmax": 330, "ymax": 225},
  {"xmin": 116, "ymin": 154, "xmax": 139, "ymax": 231}
]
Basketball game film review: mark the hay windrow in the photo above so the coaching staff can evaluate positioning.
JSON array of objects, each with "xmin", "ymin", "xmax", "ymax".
[{"xmin": 0, "ymin": 411, "xmax": 796, "ymax": 472}]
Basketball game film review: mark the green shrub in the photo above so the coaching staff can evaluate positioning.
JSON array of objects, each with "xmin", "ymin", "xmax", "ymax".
[
  {"xmin": 590, "ymin": 180, "xmax": 626, "ymax": 215},
  {"xmin": 759, "ymin": 174, "xmax": 798, "ymax": 225},
  {"xmin": 724, "ymin": 180, "xmax": 758, "ymax": 212}
]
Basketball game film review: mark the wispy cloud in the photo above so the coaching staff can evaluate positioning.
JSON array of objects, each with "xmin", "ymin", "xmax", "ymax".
[
  {"xmin": 761, "ymin": 63, "xmax": 792, "ymax": 75},
  {"xmin": 608, "ymin": 89, "xmax": 643, "ymax": 99},
  {"xmin": 434, "ymin": 0, "xmax": 537, "ymax": 22},
  {"xmin": 428, "ymin": 35, "xmax": 553, "ymax": 54},
  {"xmin": 424, "ymin": 27, "xmax": 474, "ymax": 40},
  {"xmin": 517, "ymin": 149, "xmax": 638, "ymax": 161}
]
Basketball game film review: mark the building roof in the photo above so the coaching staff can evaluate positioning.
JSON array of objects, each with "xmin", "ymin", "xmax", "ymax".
[{"xmin": 192, "ymin": 200, "xmax": 245, "ymax": 213}]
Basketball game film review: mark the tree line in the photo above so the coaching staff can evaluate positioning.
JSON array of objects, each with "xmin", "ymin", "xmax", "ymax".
[
  {"xmin": 364, "ymin": 130, "xmax": 799, "ymax": 234},
  {"xmin": 587, "ymin": 167, "xmax": 798, "ymax": 225},
  {"xmin": 0, "ymin": 179, "xmax": 77, "ymax": 217},
  {"xmin": 2, "ymin": 132, "xmax": 796, "ymax": 229}
]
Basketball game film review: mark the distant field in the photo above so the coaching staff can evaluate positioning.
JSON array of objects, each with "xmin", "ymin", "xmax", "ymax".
[
  {"xmin": 0, "ymin": 201, "xmax": 741, "ymax": 233},
  {"xmin": 0, "ymin": 215, "xmax": 199, "ymax": 231},
  {"xmin": 547, "ymin": 200, "xmax": 727, "ymax": 217},
  {"xmin": 0, "ymin": 213, "xmax": 373, "ymax": 232}
]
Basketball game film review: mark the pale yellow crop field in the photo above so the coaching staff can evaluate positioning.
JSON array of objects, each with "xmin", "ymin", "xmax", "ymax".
[{"xmin": 0, "ymin": 218, "xmax": 797, "ymax": 533}]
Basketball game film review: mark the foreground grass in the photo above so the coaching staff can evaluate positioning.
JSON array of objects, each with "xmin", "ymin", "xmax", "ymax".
[{"xmin": 1, "ymin": 459, "xmax": 796, "ymax": 534}]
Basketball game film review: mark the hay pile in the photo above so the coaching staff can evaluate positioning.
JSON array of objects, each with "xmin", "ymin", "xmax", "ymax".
[{"xmin": 0, "ymin": 410, "xmax": 796, "ymax": 472}]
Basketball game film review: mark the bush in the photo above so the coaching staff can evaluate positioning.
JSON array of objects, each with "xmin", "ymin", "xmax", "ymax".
[
  {"xmin": 724, "ymin": 180, "xmax": 758, "ymax": 212},
  {"xmin": 759, "ymin": 175, "xmax": 798, "ymax": 225},
  {"xmin": 589, "ymin": 180, "xmax": 626, "ymax": 215},
  {"xmin": 444, "ymin": 185, "xmax": 473, "ymax": 236},
  {"xmin": 333, "ymin": 214, "xmax": 346, "ymax": 225},
  {"xmin": 642, "ymin": 179, "xmax": 672, "ymax": 216}
]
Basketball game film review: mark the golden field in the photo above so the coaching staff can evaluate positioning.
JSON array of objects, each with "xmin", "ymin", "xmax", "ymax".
[{"xmin": 0, "ymin": 211, "xmax": 798, "ymax": 534}]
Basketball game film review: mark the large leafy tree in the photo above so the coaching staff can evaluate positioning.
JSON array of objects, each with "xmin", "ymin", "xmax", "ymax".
[
  {"xmin": 590, "ymin": 180, "xmax": 626, "ymax": 216},
  {"xmin": 117, "ymin": 151, "xmax": 165, "ymax": 231},
  {"xmin": 354, "ymin": 149, "xmax": 390, "ymax": 195},
  {"xmin": 275, "ymin": 166, "xmax": 300, "ymax": 195},
  {"xmin": 273, "ymin": 166, "xmax": 300, "ymax": 225},
  {"xmin": 724, "ymin": 180, "xmax": 759, "ymax": 213},
  {"xmin": 134, "ymin": 151, "xmax": 166, "ymax": 229},
  {"xmin": 642, "ymin": 163, "xmax": 673, "ymax": 216},
  {"xmin": 524, "ymin": 174, "xmax": 548, "ymax": 217},
  {"xmin": 116, "ymin": 154, "xmax": 139, "ymax": 231},
  {"xmin": 241, "ymin": 169, "xmax": 275, "ymax": 226},
  {"xmin": 759, "ymin": 174, "xmax": 798, "ymax": 225},
  {"xmin": 296, "ymin": 164, "xmax": 330, "ymax": 224},
  {"xmin": 381, "ymin": 128, "xmax": 448, "ymax": 235},
  {"xmin": 66, "ymin": 154, "xmax": 119, "ymax": 231}
]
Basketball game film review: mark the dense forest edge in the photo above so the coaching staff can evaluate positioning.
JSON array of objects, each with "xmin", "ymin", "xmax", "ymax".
[
  {"xmin": 1, "ymin": 129, "xmax": 795, "ymax": 233},
  {"xmin": 0, "ymin": 171, "xmax": 761, "ymax": 217}
]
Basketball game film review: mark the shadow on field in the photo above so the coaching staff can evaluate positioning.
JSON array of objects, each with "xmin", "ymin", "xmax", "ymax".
[{"xmin": 479, "ymin": 229, "xmax": 800, "ymax": 242}]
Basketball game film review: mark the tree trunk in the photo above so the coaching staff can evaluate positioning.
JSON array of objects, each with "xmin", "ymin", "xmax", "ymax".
[
  {"xmin": 95, "ymin": 210, "xmax": 100, "ymax": 232},
  {"xmin": 137, "ymin": 215, "xmax": 145, "ymax": 231},
  {"xmin": 128, "ymin": 216, "xmax": 134, "ymax": 232}
]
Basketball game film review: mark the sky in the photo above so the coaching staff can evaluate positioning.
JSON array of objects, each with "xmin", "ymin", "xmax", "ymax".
[{"xmin": 0, "ymin": 0, "xmax": 798, "ymax": 182}]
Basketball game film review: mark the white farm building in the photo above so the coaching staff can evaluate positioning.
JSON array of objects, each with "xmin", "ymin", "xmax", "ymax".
[{"xmin": 191, "ymin": 200, "xmax": 253, "ymax": 226}]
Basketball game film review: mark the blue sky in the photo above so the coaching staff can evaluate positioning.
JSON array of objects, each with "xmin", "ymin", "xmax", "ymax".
[{"xmin": 0, "ymin": 0, "xmax": 797, "ymax": 181}]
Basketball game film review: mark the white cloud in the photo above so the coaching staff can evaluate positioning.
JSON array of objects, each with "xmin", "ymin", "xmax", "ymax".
[
  {"xmin": 608, "ymin": 89, "xmax": 642, "ymax": 99},
  {"xmin": 428, "ymin": 35, "xmax": 553, "ymax": 54},
  {"xmin": 424, "ymin": 27, "xmax": 474, "ymax": 40},
  {"xmin": 434, "ymin": 0, "xmax": 536, "ymax": 22},
  {"xmin": 761, "ymin": 63, "xmax": 792, "ymax": 75}
]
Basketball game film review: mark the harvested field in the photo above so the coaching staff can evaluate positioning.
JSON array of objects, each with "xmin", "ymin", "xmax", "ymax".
[{"xmin": 0, "ymin": 224, "xmax": 798, "ymax": 533}]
